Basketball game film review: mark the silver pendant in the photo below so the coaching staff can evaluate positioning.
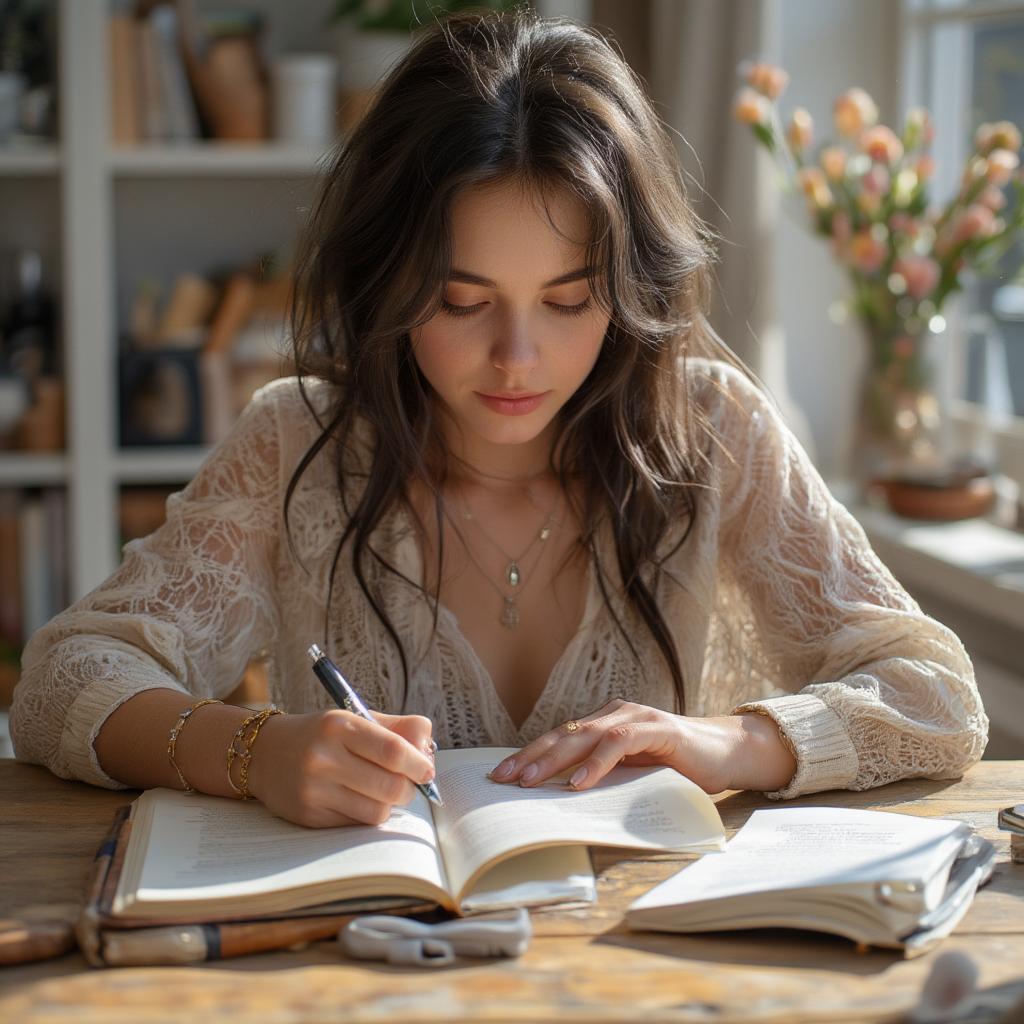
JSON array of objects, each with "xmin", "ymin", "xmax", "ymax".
[
  {"xmin": 500, "ymin": 596, "xmax": 520, "ymax": 630},
  {"xmin": 507, "ymin": 561, "xmax": 520, "ymax": 587},
  {"xmin": 539, "ymin": 525, "xmax": 551, "ymax": 542}
]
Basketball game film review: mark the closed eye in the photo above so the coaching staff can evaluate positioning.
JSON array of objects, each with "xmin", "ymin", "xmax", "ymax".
[{"xmin": 440, "ymin": 297, "xmax": 593, "ymax": 319}]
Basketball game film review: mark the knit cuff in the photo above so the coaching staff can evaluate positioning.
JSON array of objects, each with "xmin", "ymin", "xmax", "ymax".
[
  {"xmin": 732, "ymin": 693, "xmax": 859, "ymax": 800},
  {"xmin": 61, "ymin": 675, "xmax": 190, "ymax": 790}
]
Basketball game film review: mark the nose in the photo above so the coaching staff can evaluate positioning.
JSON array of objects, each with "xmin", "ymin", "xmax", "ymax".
[{"xmin": 488, "ymin": 314, "xmax": 539, "ymax": 376}]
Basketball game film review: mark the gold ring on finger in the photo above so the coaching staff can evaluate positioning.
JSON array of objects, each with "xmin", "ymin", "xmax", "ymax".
[{"xmin": 563, "ymin": 719, "xmax": 580, "ymax": 734}]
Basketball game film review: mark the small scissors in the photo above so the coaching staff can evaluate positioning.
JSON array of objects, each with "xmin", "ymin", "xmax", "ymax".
[{"xmin": 338, "ymin": 908, "xmax": 532, "ymax": 967}]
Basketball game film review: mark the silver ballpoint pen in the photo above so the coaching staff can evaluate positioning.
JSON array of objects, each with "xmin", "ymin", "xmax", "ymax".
[{"xmin": 307, "ymin": 643, "xmax": 443, "ymax": 806}]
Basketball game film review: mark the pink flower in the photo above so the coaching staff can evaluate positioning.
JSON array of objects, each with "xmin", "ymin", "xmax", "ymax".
[
  {"xmin": 820, "ymin": 146, "xmax": 846, "ymax": 181},
  {"xmin": 978, "ymin": 184, "xmax": 1008, "ymax": 211},
  {"xmin": 986, "ymin": 148, "xmax": 1020, "ymax": 187},
  {"xmin": 834, "ymin": 87, "xmax": 879, "ymax": 138},
  {"xmin": 733, "ymin": 87, "xmax": 771, "ymax": 125},
  {"xmin": 787, "ymin": 107, "xmax": 813, "ymax": 152},
  {"xmin": 893, "ymin": 254, "xmax": 940, "ymax": 300},
  {"xmin": 974, "ymin": 120, "xmax": 1022, "ymax": 156},
  {"xmin": 849, "ymin": 228, "xmax": 888, "ymax": 273},
  {"xmin": 744, "ymin": 61, "xmax": 789, "ymax": 100},
  {"xmin": 860, "ymin": 124, "xmax": 904, "ymax": 164},
  {"xmin": 797, "ymin": 166, "xmax": 833, "ymax": 208},
  {"xmin": 950, "ymin": 203, "xmax": 998, "ymax": 245},
  {"xmin": 862, "ymin": 164, "xmax": 891, "ymax": 195}
]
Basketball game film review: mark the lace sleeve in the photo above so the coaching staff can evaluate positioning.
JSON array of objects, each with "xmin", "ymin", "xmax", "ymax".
[
  {"xmin": 707, "ymin": 363, "xmax": 989, "ymax": 799},
  {"xmin": 9, "ymin": 382, "xmax": 285, "ymax": 790}
]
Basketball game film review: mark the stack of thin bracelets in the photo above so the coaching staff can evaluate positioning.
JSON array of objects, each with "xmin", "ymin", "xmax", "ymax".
[{"xmin": 167, "ymin": 698, "xmax": 283, "ymax": 800}]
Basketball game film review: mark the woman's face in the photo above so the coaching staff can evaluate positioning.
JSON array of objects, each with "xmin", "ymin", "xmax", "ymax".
[{"xmin": 410, "ymin": 181, "xmax": 611, "ymax": 462}]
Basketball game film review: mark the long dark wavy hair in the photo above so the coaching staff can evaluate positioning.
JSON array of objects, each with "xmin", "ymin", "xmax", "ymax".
[{"xmin": 284, "ymin": 5, "xmax": 749, "ymax": 715}]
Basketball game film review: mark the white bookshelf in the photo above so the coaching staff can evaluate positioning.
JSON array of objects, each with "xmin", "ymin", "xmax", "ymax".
[{"xmin": 0, "ymin": 0, "xmax": 334, "ymax": 603}]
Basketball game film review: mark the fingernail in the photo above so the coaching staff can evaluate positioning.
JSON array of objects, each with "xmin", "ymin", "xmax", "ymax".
[
  {"xmin": 569, "ymin": 766, "xmax": 588, "ymax": 788},
  {"xmin": 520, "ymin": 764, "xmax": 538, "ymax": 784},
  {"xmin": 489, "ymin": 761, "xmax": 513, "ymax": 780}
]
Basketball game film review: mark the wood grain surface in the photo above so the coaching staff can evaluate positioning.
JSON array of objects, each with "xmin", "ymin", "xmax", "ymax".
[{"xmin": 1, "ymin": 759, "xmax": 1022, "ymax": 1023}]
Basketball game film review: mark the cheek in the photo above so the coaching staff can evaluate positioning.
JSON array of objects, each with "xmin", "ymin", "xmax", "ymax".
[{"xmin": 410, "ymin": 324, "xmax": 469, "ymax": 394}]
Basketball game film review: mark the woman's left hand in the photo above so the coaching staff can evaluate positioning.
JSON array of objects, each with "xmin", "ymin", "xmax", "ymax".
[{"xmin": 487, "ymin": 699, "xmax": 796, "ymax": 795}]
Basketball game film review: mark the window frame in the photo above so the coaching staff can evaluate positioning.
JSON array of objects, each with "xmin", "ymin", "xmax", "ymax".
[{"xmin": 898, "ymin": 0, "xmax": 1024, "ymax": 484}]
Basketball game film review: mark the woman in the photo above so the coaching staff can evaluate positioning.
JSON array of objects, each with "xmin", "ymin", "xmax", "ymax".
[{"xmin": 10, "ymin": 8, "xmax": 987, "ymax": 828}]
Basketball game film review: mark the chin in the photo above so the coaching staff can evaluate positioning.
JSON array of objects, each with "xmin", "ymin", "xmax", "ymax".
[{"xmin": 466, "ymin": 407, "xmax": 559, "ymax": 447}]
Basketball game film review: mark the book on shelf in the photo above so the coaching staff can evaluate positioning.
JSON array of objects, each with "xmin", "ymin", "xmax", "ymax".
[
  {"xmin": 626, "ymin": 806, "xmax": 998, "ymax": 958},
  {"xmin": 79, "ymin": 746, "xmax": 726, "ymax": 965}
]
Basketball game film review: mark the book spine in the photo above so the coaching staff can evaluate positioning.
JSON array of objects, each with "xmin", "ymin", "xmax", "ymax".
[
  {"xmin": 138, "ymin": 16, "xmax": 170, "ymax": 141},
  {"xmin": 109, "ymin": 13, "xmax": 141, "ymax": 144},
  {"xmin": 149, "ymin": 5, "xmax": 200, "ymax": 141}
]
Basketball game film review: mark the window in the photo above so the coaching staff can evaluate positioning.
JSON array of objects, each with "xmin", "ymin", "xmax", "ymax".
[{"xmin": 901, "ymin": 0, "xmax": 1024, "ymax": 482}]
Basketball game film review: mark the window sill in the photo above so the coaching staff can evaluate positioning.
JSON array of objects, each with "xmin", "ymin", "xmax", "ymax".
[{"xmin": 841, "ymin": 497, "xmax": 1024, "ymax": 633}]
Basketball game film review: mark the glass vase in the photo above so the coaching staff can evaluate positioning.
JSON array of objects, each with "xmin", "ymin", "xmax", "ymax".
[{"xmin": 849, "ymin": 319, "xmax": 945, "ymax": 490}]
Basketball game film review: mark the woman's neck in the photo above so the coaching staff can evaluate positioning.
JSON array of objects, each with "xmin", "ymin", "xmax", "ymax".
[{"xmin": 437, "ymin": 416, "xmax": 560, "ymax": 490}]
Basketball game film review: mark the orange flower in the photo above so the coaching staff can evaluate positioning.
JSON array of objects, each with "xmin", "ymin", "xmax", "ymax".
[
  {"xmin": 797, "ymin": 166, "xmax": 832, "ymax": 208},
  {"xmin": 860, "ymin": 124, "xmax": 904, "ymax": 164},
  {"xmin": 820, "ymin": 146, "xmax": 846, "ymax": 181},
  {"xmin": 834, "ymin": 87, "xmax": 878, "ymax": 138},
  {"xmin": 733, "ymin": 87, "xmax": 770, "ymax": 125},
  {"xmin": 744, "ymin": 61, "xmax": 789, "ymax": 100},
  {"xmin": 787, "ymin": 108, "xmax": 813, "ymax": 152},
  {"xmin": 974, "ymin": 120, "xmax": 1022, "ymax": 156},
  {"xmin": 849, "ymin": 227, "xmax": 888, "ymax": 272}
]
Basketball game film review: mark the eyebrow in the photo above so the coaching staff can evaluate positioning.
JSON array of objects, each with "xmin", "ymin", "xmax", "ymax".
[{"xmin": 447, "ymin": 266, "xmax": 594, "ymax": 288}]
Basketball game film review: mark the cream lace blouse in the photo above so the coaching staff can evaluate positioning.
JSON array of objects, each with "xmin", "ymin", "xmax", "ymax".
[{"xmin": 9, "ymin": 359, "xmax": 989, "ymax": 799}]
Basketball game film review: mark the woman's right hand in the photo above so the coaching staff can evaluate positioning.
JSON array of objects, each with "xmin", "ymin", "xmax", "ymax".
[{"xmin": 247, "ymin": 709, "xmax": 436, "ymax": 828}]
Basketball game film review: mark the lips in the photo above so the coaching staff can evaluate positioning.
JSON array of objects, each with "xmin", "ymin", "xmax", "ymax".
[{"xmin": 475, "ymin": 391, "xmax": 549, "ymax": 416}]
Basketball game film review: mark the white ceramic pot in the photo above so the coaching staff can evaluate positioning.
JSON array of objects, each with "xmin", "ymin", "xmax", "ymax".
[{"xmin": 271, "ymin": 54, "xmax": 338, "ymax": 145}]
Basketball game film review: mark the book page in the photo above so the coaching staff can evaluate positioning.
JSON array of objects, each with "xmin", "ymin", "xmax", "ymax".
[
  {"xmin": 115, "ymin": 786, "xmax": 451, "ymax": 917},
  {"xmin": 431, "ymin": 747, "xmax": 725, "ymax": 901},
  {"xmin": 628, "ymin": 806, "xmax": 970, "ymax": 922}
]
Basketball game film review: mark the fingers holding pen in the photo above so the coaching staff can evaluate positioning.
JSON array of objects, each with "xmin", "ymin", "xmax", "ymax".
[{"xmin": 333, "ymin": 710, "xmax": 437, "ymax": 787}]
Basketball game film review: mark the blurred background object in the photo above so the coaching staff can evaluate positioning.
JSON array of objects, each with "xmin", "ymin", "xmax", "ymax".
[{"xmin": 0, "ymin": 0, "xmax": 57, "ymax": 143}]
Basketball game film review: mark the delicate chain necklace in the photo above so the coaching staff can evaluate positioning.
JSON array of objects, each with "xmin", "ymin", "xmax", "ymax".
[{"xmin": 449, "ymin": 484, "xmax": 561, "ymax": 630}]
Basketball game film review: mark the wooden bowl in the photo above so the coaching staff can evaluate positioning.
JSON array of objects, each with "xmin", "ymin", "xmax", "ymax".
[{"xmin": 878, "ymin": 474, "xmax": 996, "ymax": 521}]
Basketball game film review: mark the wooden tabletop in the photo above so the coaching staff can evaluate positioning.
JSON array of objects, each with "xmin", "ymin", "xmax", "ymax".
[{"xmin": 1, "ymin": 758, "xmax": 1022, "ymax": 1023}]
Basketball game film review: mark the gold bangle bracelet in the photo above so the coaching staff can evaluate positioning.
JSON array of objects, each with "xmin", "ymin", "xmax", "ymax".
[
  {"xmin": 226, "ymin": 706, "xmax": 283, "ymax": 800},
  {"xmin": 167, "ymin": 698, "xmax": 224, "ymax": 793}
]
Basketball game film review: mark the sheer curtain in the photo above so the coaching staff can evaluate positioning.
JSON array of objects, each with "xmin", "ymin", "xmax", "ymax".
[{"xmin": 590, "ymin": 0, "xmax": 815, "ymax": 456}]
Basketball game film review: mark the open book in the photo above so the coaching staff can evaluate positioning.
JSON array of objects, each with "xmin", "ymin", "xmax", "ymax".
[
  {"xmin": 111, "ymin": 747, "xmax": 725, "ymax": 923},
  {"xmin": 626, "ymin": 806, "xmax": 997, "ymax": 956}
]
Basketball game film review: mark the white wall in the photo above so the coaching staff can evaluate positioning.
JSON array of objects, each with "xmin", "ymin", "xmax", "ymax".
[{"xmin": 775, "ymin": 0, "xmax": 900, "ymax": 479}]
